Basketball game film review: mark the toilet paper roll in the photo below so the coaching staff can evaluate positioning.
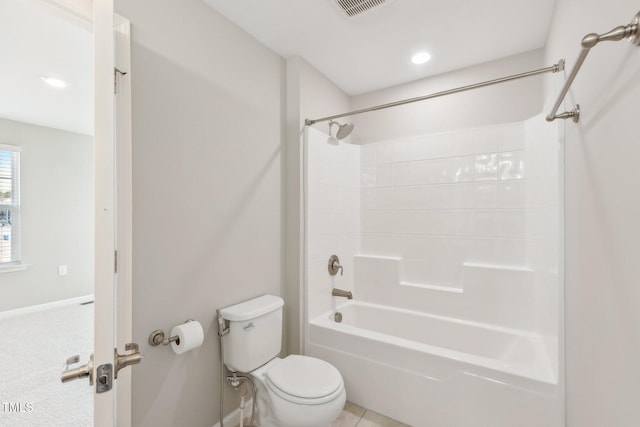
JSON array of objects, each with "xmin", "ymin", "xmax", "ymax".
[{"xmin": 170, "ymin": 320, "xmax": 204, "ymax": 355}]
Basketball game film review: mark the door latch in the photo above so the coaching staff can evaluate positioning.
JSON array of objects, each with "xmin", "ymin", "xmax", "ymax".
[{"xmin": 96, "ymin": 364, "xmax": 113, "ymax": 393}]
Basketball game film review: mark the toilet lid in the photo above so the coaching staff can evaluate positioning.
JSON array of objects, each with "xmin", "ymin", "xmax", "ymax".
[{"xmin": 265, "ymin": 355, "xmax": 343, "ymax": 399}]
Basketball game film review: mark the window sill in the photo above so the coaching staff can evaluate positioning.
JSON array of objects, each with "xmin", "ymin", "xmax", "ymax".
[{"xmin": 0, "ymin": 264, "xmax": 30, "ymax": 273}]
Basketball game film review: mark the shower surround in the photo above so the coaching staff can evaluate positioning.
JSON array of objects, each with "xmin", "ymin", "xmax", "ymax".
[{"xmin": 304, "ymin": 115, "xmax": 563, "ymax": 426}]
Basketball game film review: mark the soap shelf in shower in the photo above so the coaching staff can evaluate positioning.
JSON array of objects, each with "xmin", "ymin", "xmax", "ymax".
[
  {"xmin": 400, "ymin": 281, "xmax": 463, "ymax": 294},
  {"xmin": 462, "ymin": 262, "xmax": 533, "ymax": 273}
]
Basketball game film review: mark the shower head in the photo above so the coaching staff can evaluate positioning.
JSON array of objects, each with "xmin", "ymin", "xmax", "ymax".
[{"xmin": 329, "ymin": 120, "xmax": 354, "ymax": 140}]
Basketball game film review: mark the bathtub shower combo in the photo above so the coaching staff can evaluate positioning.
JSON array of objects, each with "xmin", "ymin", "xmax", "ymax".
[
  {"xmin": 300, "ymin": 16, "xmax": 640, "ymax": 426},
  {"xmin": 303, "ymin": 109, "xmax": 564, "ymax": 426}
]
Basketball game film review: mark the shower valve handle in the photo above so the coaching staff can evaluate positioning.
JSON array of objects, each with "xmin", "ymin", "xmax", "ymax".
[
  {"xmin": 333, "ymin": 261, "xmax": 343, "ymax": 276},
  {"xmin": 328, "ymin": 255, "xmax": 343, "ymax": 276}
]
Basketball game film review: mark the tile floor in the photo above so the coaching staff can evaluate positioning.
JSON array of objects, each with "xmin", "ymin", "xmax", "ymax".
[
  {"xmin": 235, "ymin": 401, "xmax": 411, "ymax": 427},
  {"xmin": 332, "ymin": 402, "xmax": 411, "ymax": 427}
]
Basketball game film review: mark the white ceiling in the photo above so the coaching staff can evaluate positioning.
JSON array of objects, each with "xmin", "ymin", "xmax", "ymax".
[
  {"xmin": 0, "ymin": 0, "xmax": 93, "ymax": 135},
  {"xmin": 204, "ymin": 0, "xmax": 557, "ymax": 95}
]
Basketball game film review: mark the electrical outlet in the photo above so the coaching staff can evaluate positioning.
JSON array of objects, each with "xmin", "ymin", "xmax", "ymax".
[{"xmin": 58, "ymin": 265, "xmax": 68, "ymax": 276}]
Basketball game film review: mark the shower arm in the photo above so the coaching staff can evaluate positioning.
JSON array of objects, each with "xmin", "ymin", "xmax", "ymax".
[
  {"xmin": 546, "ymin": 11, "xmax": 640, "ymax": 123},
  {"xmin": 304, "ymin": 60, "xmax": 565, "ymax": 126}
]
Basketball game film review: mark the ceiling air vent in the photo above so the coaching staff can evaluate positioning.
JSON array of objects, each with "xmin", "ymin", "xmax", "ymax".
[{"xmin": 335, "ymin": 0, "xmax": 388, "ymax": 17}]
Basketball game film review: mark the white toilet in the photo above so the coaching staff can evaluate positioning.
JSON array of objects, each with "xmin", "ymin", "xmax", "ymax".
[{"xmin": 219, "ymin": 295, "xmax": 346, "ymax": 427}]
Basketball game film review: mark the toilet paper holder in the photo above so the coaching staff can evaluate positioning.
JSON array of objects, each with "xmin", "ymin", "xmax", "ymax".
[{"xmin": 148, "ymin": 320, "xmax": 194, "ymax": 347}]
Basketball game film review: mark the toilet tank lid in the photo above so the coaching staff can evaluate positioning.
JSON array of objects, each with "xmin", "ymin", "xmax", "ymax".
[{"xmin": 219, "ymin": 295, "xmax": 284, "ymax": 321}]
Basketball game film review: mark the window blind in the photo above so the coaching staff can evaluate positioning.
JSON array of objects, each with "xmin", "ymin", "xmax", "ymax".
[{"xmin": 0, "ymin": 146, "xmax": 20, "ymax": 264}]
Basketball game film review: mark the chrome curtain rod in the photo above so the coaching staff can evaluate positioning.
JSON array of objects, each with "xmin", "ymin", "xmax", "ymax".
[
  {"xmin": 305, "ymin": 61, "xmax": 565, "ymax": 126},
  {"xmin": 546, "ymin": 11, "xmax": 640, "ymax": 123}
]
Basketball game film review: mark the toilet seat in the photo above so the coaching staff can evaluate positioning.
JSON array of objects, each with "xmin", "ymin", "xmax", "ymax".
[{"xmin": 264, "ymin": 355, "xmax": 344, "ymax": 405}]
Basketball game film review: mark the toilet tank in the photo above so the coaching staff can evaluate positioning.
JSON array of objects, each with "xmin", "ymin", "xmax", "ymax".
[{"xmin": 219, "ymin": 295, "xmax": 284, "ymax": 373}]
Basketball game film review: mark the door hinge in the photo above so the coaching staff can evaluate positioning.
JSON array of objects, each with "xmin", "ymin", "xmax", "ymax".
[
  {"xmin": 114, "ymin": 67, "xmax": 127, "ymax": 94},
  {"xmin": 114, "ymin": 250, "xmax": 118, "ymax": 273}
]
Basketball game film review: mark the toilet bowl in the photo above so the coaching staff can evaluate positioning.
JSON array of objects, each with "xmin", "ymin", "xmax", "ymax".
[
  {"xmin": 218, "ymin": 295, "xmax": 346, "ymax": 427},
  {"xmin": 251, "ymin": 355, "xmax": 346, "ymax": 427}
]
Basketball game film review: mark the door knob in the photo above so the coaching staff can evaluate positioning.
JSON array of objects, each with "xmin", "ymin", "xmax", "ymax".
[
  {"xmin": 114, "ymin": 342, "xmax": 143, "ymax": 379},
  {"xmin": 61, "ymin": 354, "xmax": 94, "ymax": 385}
]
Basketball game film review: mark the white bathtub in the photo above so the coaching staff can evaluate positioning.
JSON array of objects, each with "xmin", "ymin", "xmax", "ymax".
[{"xmin": 306, "ymin": 301, "xmax": 562, "ymax": 427}]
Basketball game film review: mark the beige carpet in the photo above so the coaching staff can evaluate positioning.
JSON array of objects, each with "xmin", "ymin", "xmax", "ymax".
[{"xmin": 0, "ymin": 302, "xmax": 93, "ymax": 427}]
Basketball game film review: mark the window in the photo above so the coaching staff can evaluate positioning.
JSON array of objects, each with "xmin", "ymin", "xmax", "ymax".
[{"xmin": 0, "ymin": 145, "xmax": 20, "ymax": 265}]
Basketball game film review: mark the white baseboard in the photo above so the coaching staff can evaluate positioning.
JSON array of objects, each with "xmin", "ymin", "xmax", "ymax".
[
  {"xmin": 0, "ymin": 294, "xmax": 94, "ymax": 320},
  {"xmin": 211, "ymin": 399, "xmax": 254, "ymax": 427}
]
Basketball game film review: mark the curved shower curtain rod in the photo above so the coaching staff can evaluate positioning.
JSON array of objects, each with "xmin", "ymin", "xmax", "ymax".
[
  {"xmin": 306, "ymin": 10, "xmax": 640, "ymax": 127},
  {"xmin": 305, "ymin": 60, "xmax": 565, "ymax": 126}
]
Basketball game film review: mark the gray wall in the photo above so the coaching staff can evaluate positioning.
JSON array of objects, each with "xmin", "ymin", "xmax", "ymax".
[
  {"xmin": 0, "ymin": 117, "xmax": 93, "ymax": 312},
  {"xmin": 544, "ymin": 1, "xmax": 640, "ymax": 426},
  {"xmin": 350, "ymin": 49, "xmax": 546, "ymax": 143},
  {"xmin": 114, "ymin": 1, "xmax": 284, "ymax": 426}
]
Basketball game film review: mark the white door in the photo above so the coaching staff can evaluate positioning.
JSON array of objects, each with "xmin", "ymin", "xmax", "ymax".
[
  {"xmin": 80, "ymin": 2, "xmax": 137, "ymax": 426},
  {"xmin": 89, "ymin": 1, "xmax": 137, "ymax": 426}
]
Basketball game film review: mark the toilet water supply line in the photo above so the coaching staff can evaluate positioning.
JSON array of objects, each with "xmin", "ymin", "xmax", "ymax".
[
  {"xmin": 217, "ymin": 312, "xmax": 258, "ymax": 427},
  {"xmin": 239, "ymin": 395, "xmax": 245, "ymax": 427}
]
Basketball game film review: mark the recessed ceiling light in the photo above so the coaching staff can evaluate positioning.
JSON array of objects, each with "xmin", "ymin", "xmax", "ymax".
[
  {"xmin": 411, "ymin": 51, "xmax": 431, "ymax": 65},
  {"xmin": 41, "ymin": 76, "xmax": 67, "ymax": 88}
]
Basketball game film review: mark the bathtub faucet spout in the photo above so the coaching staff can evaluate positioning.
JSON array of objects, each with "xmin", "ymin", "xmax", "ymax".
[{"xmin": 332, "ymin": 288, "xmax": 353, "ymax": 299}]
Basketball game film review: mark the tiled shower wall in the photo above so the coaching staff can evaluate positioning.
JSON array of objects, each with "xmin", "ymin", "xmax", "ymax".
[
  {"xmin": 524, "ymin": 114, "xmax": 561, "ymax": 337},
  {"xmin": 360, "ymin": 120, "xmax": 530, "ymax": 288},
  {"xmin": 306, "ymin": 116, "xmax": 560, "ymax": 336},
  {"xmin": 306, "ymin": 128, "xmax": 361, "ymax": 320}
]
